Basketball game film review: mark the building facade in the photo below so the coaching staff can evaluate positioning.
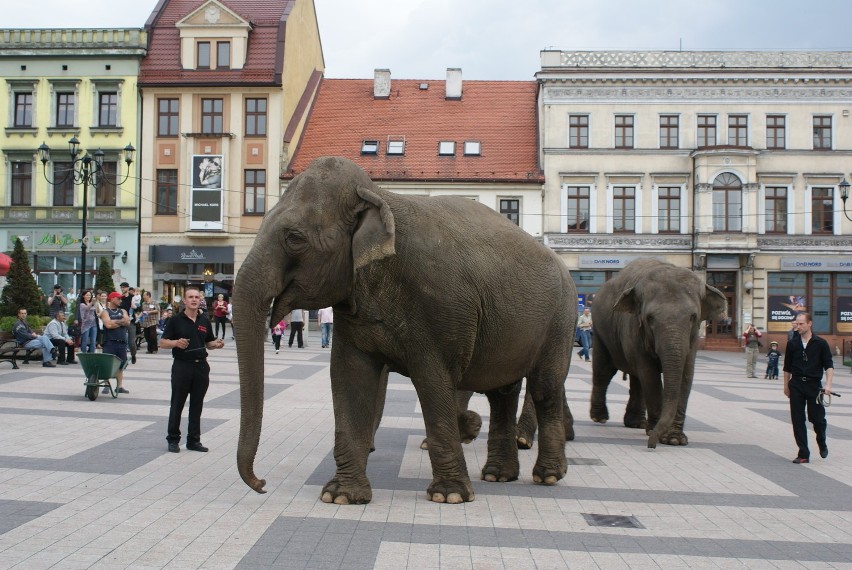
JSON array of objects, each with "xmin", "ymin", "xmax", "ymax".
[
  {"xmin": 538, "ymin": 50, "xmax": 852, "ymax": 350},
  {"xmin": 0, "ymin": 28, "xmax": 146, "ymax": 293},
  {"xmin": 138, "ymin": 0, "xmax": 323, "ymax": 302}
]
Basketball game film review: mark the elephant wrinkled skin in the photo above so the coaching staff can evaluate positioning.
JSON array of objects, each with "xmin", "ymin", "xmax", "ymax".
[
  {"xmin": 588, "ymin": 259, "xmax": 727, "ymax": 448},
  {"xmin": 233, "ymin": 157, "xmax": 577, "ymax": 504}
]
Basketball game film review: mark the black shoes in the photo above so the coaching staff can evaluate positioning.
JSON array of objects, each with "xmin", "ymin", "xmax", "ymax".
[
  {"xmin": 57, "ymin": 361, "xmax": 69, "ymax": 365},
  {"xmin": 187, "ymin": 442, "xmax": 209, "ymax": 452},
  {"xmin": 43, "ymin": 361, "xmax": 56, "ymax": 367},
  {"xmin": 168, "ymin": 442, "xmax": 180, "ymax": 453},
  {"xmin": 116, "ymin": 387, "xmax": 130, "ymax": 394},
  {"xmin": 792, "ymin": 457, "xmax": 809, "ymax": 464},
  {"xmin": 131, "ymin": 354, "xmax": 137, "ymax": 364},
  {"xmin": 820, "ymin": 446, "xmax": 828, "ymax": 459}
]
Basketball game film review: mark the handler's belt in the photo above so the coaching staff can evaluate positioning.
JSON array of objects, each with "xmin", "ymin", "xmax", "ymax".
[{"xmin": 794, "ymin": 376, "xmax": 820, "ymax": 382}]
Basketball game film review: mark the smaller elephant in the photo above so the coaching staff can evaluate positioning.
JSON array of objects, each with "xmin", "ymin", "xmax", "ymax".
[
  {"xmin": 588, "ymin": 259, "xmax": 726, "ymax": 447},
  {"xmin": 516, "ymin": 384, "xmax": 574, "ymax": 449},
  {"xmin": 420, "ymin": 390, "xmax": 482, "ymax": 449}
]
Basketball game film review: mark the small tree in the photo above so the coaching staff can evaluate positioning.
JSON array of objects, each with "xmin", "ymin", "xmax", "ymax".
[
  {"xmin": 0, "ymin": 238, "xmax": 44, "ymax": 317},
  {"xmin": 94, "ymin": 257, "xmax": 116, "ymax": 294}
]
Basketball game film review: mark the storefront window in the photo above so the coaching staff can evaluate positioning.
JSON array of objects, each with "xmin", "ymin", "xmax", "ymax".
[
  {"xmin": 572, "ymin": 271, "xmax": 610, "ymax": 310},
  {"xmin": 767, "ymin": 272, "xmax": 847, "ymax": 334}
]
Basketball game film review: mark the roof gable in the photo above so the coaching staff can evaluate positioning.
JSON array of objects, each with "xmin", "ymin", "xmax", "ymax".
[{"xmin": 176, "ymin": 0, "xmax": 250, "ymax": 29}]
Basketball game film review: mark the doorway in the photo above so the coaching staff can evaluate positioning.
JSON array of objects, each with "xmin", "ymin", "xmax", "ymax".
[{"xmin": 706, "ymin": 271, "xmax": 737, "ymax": 337}]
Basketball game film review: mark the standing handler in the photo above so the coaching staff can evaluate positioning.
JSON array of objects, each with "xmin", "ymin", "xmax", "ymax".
[
  {"xmin": 783, "ymin": 311, "xmax": 833, "ymax": 464},
  {"xmin": 160, "ymin": 286, "xmax": 224, "ymax": 453},
  {"xmin": 100, "ymin": 292, "xmax": 132, "ymax": 394}
]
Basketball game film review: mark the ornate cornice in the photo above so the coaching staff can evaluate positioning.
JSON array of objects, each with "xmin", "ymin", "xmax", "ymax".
[
  {"xmin": 552, "ymin": 50, "xmax": 852, "ymax": 69},
  {"xmin": 545, "ymin": 233, "xmax": 692, "ymax": 251},
  {"xmin": 543, "ymin": 85, "xmax": 852, "ymax": 103},
  {"xmin": 758, "ymin": 236, "xmax": 852, "ymax": 249}
]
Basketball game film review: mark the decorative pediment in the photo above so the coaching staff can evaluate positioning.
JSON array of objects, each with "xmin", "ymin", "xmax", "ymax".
[{"xmin": 176, "ymin": 0, "xmax": 250, "ymax": 29}]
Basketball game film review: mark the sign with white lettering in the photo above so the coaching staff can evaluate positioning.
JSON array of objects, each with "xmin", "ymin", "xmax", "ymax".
[
  {"xmin": 780, "ymin": 257, "xmax": 852, "ymax": 271},
  {"xmin": 190, "ymin": 155, "xmax": 224, "ymax": 230},
  {"xmin": 578, "ymin": 255, "xmax": 662, "ymax": 269},
  {"xmin": 837, "ymin": 297, "xmax": 852, "ymax": 333},
  {"xmin": 767, "ymin": 295, "xmax": 807, "ymax": 331}
]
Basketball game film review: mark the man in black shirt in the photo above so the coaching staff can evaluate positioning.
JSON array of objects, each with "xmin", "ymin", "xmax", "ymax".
[
  {"xmin": 160, "ymin": 286, "xmax": 224, "ymax": 453},
  {"xmin": 783, "ymin": 312, "xmax": 834, "ymax": 464},
  {"xmin": 119, "ymin": 282, "xmax": 138, "ymax": 364}
]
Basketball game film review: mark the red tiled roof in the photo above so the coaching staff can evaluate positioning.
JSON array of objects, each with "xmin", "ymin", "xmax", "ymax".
[
  {"xmin": 286, "ymin": 78, "xmax": 543, "ymax": 183},
  {"xmin": 139, "ymin": 0, "xmax": 294, "ymax": 86}
]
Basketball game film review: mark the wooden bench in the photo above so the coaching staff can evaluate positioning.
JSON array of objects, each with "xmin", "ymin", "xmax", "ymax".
[{"xmin": 0, "ymin": 339, "xmax": 48, "ymax": 370}]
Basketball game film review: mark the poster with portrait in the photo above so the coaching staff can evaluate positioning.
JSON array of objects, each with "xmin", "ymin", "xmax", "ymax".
[
  {"xmin": 837, "ymin": 297, "xmax": 852, "ymax": 333},
  {"xmin": 190, "ymin": 155, "xmax": 224, "ymax": 230},
  {"xmin": 767, "ymin": 295, "xmax": 807, "ymax": 331}
]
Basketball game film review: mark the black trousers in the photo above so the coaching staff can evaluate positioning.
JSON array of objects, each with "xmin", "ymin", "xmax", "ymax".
[
  {"xmin": 167, "ymin": 359, "xmax": 210, "ymax": 444},
  {"xmin": 50, "ymin": 339, "xmax": 75, "ymax": 363},
  {"xmin": 144, "ymin": 325, "xmax": 158, "ymax": 353},
  {"xmin": 214, "ymin": 315, "xmax": 228, "ymax": 339},
  {"xmin": 788, "ymin": 377, "xmax": 827, "ymax": 459},
  {"xmin": 288, "ymin": 322, "xmax": 304, "ymax": 347}
]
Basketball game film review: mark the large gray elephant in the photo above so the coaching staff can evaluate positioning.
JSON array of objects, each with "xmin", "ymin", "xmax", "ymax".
[
  {"xmin": 588, "ymin": 259, "xmax": 726, "ymax": 447},
  {"xmin": 233, "ymin": 157, "xmax": 577, "ymax": 504}
]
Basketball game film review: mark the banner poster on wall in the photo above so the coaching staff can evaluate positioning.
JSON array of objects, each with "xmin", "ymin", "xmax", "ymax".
[
  {"xmin": 767, "ymin": 295, "xmax": 807, "ymax": 331},
  {"xmin": 837, "ymin": 297, "xmax": 852, "ymax": 333},
  {"xmin": 190, "ymin": 155, "xmax": 224, "ymax": 230}
]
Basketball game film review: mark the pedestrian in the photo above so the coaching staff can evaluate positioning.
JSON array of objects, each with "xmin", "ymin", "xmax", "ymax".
[
  {"xmin": 45, "ymin": 310, "xmax": 76, "ymax": 365},
  {"xmin": 13, "ymin": 308, "xmax": 57, "ymax": 367},
  {"xmin": 576, "ymin": 307, "xmax": 592, "ymax": 362},
  {"xmin": 271, "ymin": 319, "xmax": 285, "ymax": 353},
  {"xmin": 212, "ymin": 293, "xmax": 229, "ymax": 339},
  {"xmin": 765, "ymin": 341, "xmax": 782, "ymax": 379},
  {"xmin": 160, "ymin": 286, "xmax": 224, "ymax": 453},
  {"xmin": 48, "ymin": 284, "xmax": 68, "ymax": 318},
  {"xmin": 140, "ymin": 291, "xmax": 160, "ymax": 354},
  {"xmin": 99, "ymin": 292, "xmax": 131, "ymax": 394},
  {"xmin": 119, "ymin": 282, "xmax": 138, "ymax": 364},
  {"xmin": 288, "ymin": 309, "xmax": 304, "ymax": 348},
  {"xmin": 77, "ymin": 289, "xmax": 98, "ymax": 353},
  {"xmin": 783, "ymin": 312, "xmax": 833, "ymax": 464},
  {"xmin": 742, "ymin": 323, "xmax": 762, "ymax": 378},
  {"xmin": 227, "ymin": 300, "xmax": 234, "ymax": 340},
  {"xmin": 95, "ymin": 290, "xmax": 108, "ymax": 349},
  {"xmin": 318, "ymin": 307, "xmax": 333, "ymax": 348}
]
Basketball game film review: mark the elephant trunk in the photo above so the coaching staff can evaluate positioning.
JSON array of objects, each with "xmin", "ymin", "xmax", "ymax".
[
  {"xmin": 648, "ymin": 337, "xmax": 685, "ymax": 449},
  {"xmin": 234, "ymin": 254, "xmax": 281, "ymax": 494}
]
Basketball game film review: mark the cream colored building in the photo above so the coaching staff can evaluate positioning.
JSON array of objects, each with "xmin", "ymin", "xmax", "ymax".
[{"xmin": 538, "ymin": 50, "xmax": 852, "ymax": 350}]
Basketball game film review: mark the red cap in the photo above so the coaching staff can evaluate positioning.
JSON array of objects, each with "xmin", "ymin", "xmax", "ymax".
[{"xmin": 108, "ymin": 292, "xmax": 122, "ymax": 301}]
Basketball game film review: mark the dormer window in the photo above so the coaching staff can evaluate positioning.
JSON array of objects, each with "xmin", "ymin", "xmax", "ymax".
[
  {"xmin": 463, "ymin": 141, "xmax": 481, "ymax": 156},
  {"xmin": 197, "ymin": 42, "xmax": 211, "ymax": 69},
  {"xmin": 387, "ymin": 138, "xmax": 405, "ymax": 155},
  {"xmin": 361, "ymin": 140, "xmax": 379, "ymax": 155},
  {"xmin": 438, "ymin": 141, "xmax": 455, "ymax": 156},
  {"xmin": 217, "ymin": 41, "xmax": 231, "ymax": 69}
]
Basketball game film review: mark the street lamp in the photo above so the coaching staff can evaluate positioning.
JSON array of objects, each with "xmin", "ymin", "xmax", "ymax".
[
  {"xmin": 38, "ymin": 137, "xmax": 135, "ymax": 292},
  {"xmin": 840, "ymin": 178, "xmax": 852, "ymax": 222}
]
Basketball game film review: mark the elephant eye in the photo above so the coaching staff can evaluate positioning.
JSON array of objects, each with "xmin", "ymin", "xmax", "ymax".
[{"xmin": 284, "ymin": 231, "xmax": 308, "ymax": 252}]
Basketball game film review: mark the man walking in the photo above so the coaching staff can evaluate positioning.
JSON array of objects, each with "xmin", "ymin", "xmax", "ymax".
[
  {"xmin": 318, "ymin": 307, "xmax": 333, "ymax": 348},
  {"xmin": 783, "ymin": 312, "xmax": 833, "ymax": 464},
  {"xmin": 45, "ymin": 311, "xmax": 76, "ymax": 365},
  {"xmin": 160, "ymin": 286, "xmax": 224, "ymax": 453},
  {"xmin": 288, "ymin": 308, "xmax": 304, "ymax": 348},
  {"xmin": 13, "ymin": 308, "xmax": 56, "ymax": 367},
  {"xmin": 576, "ymin": 307, "xmax": 592, "ymax": 362}
]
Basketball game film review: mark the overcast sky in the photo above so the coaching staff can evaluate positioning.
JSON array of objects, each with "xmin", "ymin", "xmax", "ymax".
[{"xmin": 4, "ymin": 0, "xmax": 851, "ymax": 80}]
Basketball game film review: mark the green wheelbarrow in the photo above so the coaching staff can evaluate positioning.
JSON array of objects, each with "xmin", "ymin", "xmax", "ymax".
[{"xmin": 77, "ymin": 353, "xmax": 124, "ymax": 401}]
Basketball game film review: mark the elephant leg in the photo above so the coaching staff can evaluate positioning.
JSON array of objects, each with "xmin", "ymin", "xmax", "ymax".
[
  {"xmin": 515, "ymin": 384, "xmax": 537, "ymax": 449},
  {"xmin": 589, "ymin": 340, "xmax": 617, "ymax": 424},
  {"xmin": 623, "ymin": 374, "xmax": 648, "ymax": 429},
  {"xmin": 321, "ymin": 349, "xmax": 385, "ymax": 505},
  {"xmin": 527, "ymin": 363, "xmax": 568, "ymax": 485},
  {"xmin": 414, "ymin": 374, "xmax": 474, "ymax": 504},
  {"xmin": 659, "ymin": 358, "xmax": 693, "ymax": 446},
  {"xmin": 421, "ymin": 390, "xmax": 481, "ymax": 450},
  {"xmin": 563, "ymin": 387, "xmax": 575, "ymax": 441},
  {"xmin": 635, "ymin": 370, "xmax": 663, "ymax": 435},
  {"xmin": 482, "ymin": 381, "xmax": 522, "ymax": 482},
  {"xmin": 370, "ymin": 366, "xmax": 390, "ymax": 452}
]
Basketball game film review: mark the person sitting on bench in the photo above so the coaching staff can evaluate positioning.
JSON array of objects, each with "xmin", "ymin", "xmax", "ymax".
[
  {"xmin": 45, "ymin": 310, "xmax": 76, "ymax": 365},
  {"xmin": 13, "ymin": 308, "xmax": 56, "ymax": 367}
]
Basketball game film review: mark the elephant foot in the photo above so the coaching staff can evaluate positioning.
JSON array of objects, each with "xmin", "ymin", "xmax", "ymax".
[
  {"xmin": 459, "ymin": 410, "xmax": 482, "ymax": 444},
  {"xmin": 589, "ymin": 404, "xmax": 609, "ymax": 424},
  {"xmin": 623, "ymin": 414, "xmax": 647, "ymax": 429},
  {"xmin": 659, "ymin": 430, "xmax": 689, "ymax": 446},
  {"xmin": 320, "ymin": 478, "xmax": 372, "ymax": 505},
  {"xmin": 481, "ymin": 461, "xmax": 520, "ymax": 483},
  {"xmin": 532, "ymin": 460, "xmax": 566, "ymax": 485},
  {"xmin": 515, "ymin": 434, "xmax": 533, "ymax": 450},
  {"xmin": 420, "ymin": 438, "xmax": 429, "ymax": 450},
  {"xmin": 427, "ymin": 478, "xmax": 474, "ymax": 503},
  {"xmin": 564, "ymin": 422, "xmax": 575, "ymax": 441}
]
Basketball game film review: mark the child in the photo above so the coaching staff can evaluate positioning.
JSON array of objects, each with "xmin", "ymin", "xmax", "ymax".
[
  {"xmin": 765, "ymin": 340, "xmax": 782, "ymax": 379},
  {"xmin": 271, "ymin": 320, "xmax": 286, "ymax": 354}
]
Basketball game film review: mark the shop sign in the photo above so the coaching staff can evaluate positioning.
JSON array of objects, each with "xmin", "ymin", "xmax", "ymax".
[
  {"xmin": 578, "ymin": 255, "xmax": 661, "ymax": 269},
  {"xmin": 767, "ymin": 295, "xmax": 806, "ymax": 332},
  {"xmin": 149, "ymin": 245, "xmax": 234, "ymax": 264},
  {"xmin": 780, "ymin": 257, "xmax": 852, "ymax": 271},
  {"xmin": 5, "ymin": 230, "xmax": 114, "ymax": 251},
  {"xmin": 837, "ymin": 297, "xmax": 852, "ymax": 333}
]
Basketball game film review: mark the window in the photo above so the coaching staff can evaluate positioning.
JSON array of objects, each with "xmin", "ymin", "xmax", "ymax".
[
  {"xmin": 95, "ymin": 162, "xmax": 117, "ymax": 207},
  {"xmin": 201, "ymin": 98, "xmax": 223, "ymax": 134},
  {"xmin": 14, "ymin": 93, "xmax": 33, "ymax": 127},
  {"xmin": 438, "ymin": 141, "xmax": 456, "ymax": 155},
  {"xmin": 361, "ymin": 140, "xmax": 379, "ymax": 155},
  {"xmin": 500, "ymin": 198, "xmax": 520, "ymax": 225},
  {"xmin": 565, "ymin": 186, "xmax": 590, "ymax": 232},
  {"xmin": 612, "ymin": 186, "xmax": 635, "ymax": 232},
  {"xmin": 156, "ymin": 170, "xmax": 178, "ymax": 215},
  {"xmin": 52, "ymin": 162, "xmax": 75, "ymax": 207},
  {"xmin": 728, "ymin": 115, "xmax": 748, "ymax": 146},
  {"xmin": 197, "ymin": 42, "xmax": 211, "ymax": 69},
  {"xmin": 659, "ymin": 115, "xmax": 679, "ymax": 149},
  {"xmin": 569, "ymin": 114, "xmax": 589, "ymax": 148},
  {"xmin": 98, "ymin": 93, "xmax": 118, "ymax": 127},
  {"xmin": 764, "ymin": 186, "xmax": 787, "ymax": 234},
  {"xmin": 614, "ymin": 115, "xmax": 634, "ymax": 149},
  {"xmin": 766, "ymin": 115, "xmax": 786, "ymax": 150},
  {"xmin": 158, "ymin": 98, "xmax": 179, "ymax": 137},
  {"xmin": 244, "ymin": 169, "xmax": 266, "ymax": 214},
  {"xmin": 712, "ymin": 173, "xmax": 742, "ymax": 232},
  {"xmin": 245, "ymin": 98, "xmax": 267, "ymax": 136},
  {"xmin": 811, "ymin": 187, "xmax": 833, "ymax": 234},
  {"xmin": 387, "ymin": 140, "xmax": 405, "ymax": 155},
  {"xmin": 56, "ymin": 93, "xmax": 75, "ymax": 128},
  {"xmin": 217, "ymin": 42, "xmax": 231, "ymax": 68},
  {"xmin": 463, "ymin": 141, "xmax": 481, "ymax": 155},
  {"xmin": 697, "ymin": 114, "xmax": 716, "ymax": 147},
  {"xmin": 11, "ymin": 162, "xmax": 32, "ymax": 206},
  {"xmin": 658, "ymin": 186, "xmax": 681, "ymax": 233},
  {"xmin": 813, "ymin": 116, "xmax": 832, "ymax": 150}
]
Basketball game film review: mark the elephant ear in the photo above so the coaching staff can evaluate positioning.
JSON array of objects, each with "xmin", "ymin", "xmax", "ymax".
[
  {"xmin": 352, "ymin": 185, "xmax": 396, "ymax": 271},
  {"xmin": 700, "ymin": 284, "xmax": 728, "ymax": 321},
  {"xmin": 612, "ymin": 286, "xmax": 638, "ymax": 314}
]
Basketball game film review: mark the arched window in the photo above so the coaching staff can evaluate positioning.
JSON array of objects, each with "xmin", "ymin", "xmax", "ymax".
[{"xmin": 712, "ymin": 173, "xmax": 742, "ymax": 232}]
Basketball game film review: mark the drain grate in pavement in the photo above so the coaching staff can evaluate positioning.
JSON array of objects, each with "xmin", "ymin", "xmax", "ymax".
[
  {"xmin": 582, "ymin": 513, "xmax": 644, "ymax": 529},
  {"xmin": 567, "ymin": 458, "xmax": 605, "ymax": 465}
]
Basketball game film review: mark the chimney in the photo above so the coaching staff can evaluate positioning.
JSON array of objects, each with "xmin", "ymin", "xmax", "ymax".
[
  {"xmin": 374, "ymin": 69, "xmax": 391, "ymax": 99},
  {"xmin": 445, "ymin": 68, "xmax": 462, "ymax": 100}
]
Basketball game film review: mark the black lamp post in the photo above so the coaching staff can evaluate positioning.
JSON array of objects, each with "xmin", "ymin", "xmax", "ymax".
[
  {"xmin": 38, "ymin": 137, "xmax": 135, "ymax": 292},
  {"xmin": 840, "ymin": 178, "xmax": 852, "ymax": 222}
]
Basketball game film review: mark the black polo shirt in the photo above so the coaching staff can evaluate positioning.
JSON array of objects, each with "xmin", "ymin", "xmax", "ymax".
[
  {"xmin": 161, "ymin": 310, "xmax": 215, "ymax": 361},
  {"xmin": 783, "ymin": 332, "xmax": 833, "ymax": 380}
]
